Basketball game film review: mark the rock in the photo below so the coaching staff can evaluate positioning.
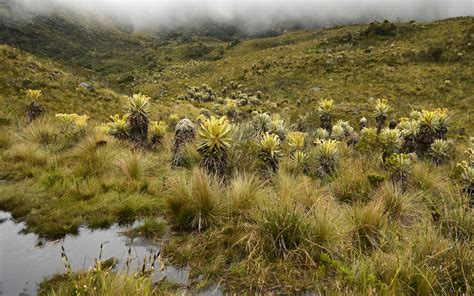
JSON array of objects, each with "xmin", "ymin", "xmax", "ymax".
[
  {"xmin": 78, "ymin": 82, "xmax": 94, "ymax": 91},
  {"xmin": 347, "ymin": 132, "xmax": 360, "ymax": 147}
]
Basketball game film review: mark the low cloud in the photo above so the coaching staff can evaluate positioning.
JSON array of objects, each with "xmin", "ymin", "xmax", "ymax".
[{"xmin": 11, "ymin": 0, "xmax": 474, "ymax": 32}]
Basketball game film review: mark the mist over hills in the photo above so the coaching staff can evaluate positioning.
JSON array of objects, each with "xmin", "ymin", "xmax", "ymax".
[{"xmin": 3, "ymin": 0, "xmax": 473, "ymax": 36}]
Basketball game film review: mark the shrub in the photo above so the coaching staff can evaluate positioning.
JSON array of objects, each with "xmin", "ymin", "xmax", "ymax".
[
  {"xmin": 317, "ymin": 99, "xmax": 334, "ymax": 133},
  {"xmin": 314, "ymin": 139, "xmax": 340, "ymax": 177},
  {"xmin": 363, "ymin": 20, "xmax": 397, "ymax": 37},
  {"xmin": 429, "ymin": 139, "xmax": 451, "ymax": 165},
  {"xmin": 197, "ymin": 116, "xmax": 232, "ymax": 179},
  {"xmin": 385, "ymin": 153, "xmax": 414, "ymax": 191},
  {"xmin": 149, "ymin": 121, "xmax": 167, "ymax": 148},
  {"xmin": 379, "ymin": 128, "xmax": 402, "ymax": 160},
  {"xmin": 373, "ymin": 99, "xmax": 390, "ymax": 134},
  {"xmin": 357, "ymin": 127, "xmax": 378, "ymax": 152},
  {"xmin": 367, "ymin": 173, "xmax": 386, "ymax": 187},
  {"xmin": 25, "ymin": 89, "xmax": 45, "ymax": 123},
  {"xmin": 126, "ymin": 93, "xmax": 150, "ymax": 146},
  {"xmin": 258, "ymin": 132, "xmax": 283, "ymax": 176}
]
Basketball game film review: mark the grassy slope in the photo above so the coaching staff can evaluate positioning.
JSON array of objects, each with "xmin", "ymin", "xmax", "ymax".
[
  {"xmin": 1, "ymin": 12, "xmax": 472, "ymax": 129},
  {"xmin": 136, "ymin": 17, "xmax": 473, "ymax": 132},
  {"xmin": 0, "ymin": 44, "xmax": 126, "ymax": 123}
]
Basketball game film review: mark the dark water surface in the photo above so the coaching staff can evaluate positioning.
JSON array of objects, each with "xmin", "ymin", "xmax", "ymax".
[{"xmin": 0, "ymin": 211, "xmax": 222, "ymax": 296}]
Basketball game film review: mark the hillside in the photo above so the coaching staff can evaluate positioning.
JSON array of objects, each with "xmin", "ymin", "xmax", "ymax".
[{"xmin": 1, "ymin": 8, "xmax": 472, "ymax": 132}]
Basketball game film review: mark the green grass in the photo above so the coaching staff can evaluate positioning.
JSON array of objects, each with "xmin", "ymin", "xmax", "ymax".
[{"xmin": 0, "ymin": 16, "xmax": 473, "ymax": 295}]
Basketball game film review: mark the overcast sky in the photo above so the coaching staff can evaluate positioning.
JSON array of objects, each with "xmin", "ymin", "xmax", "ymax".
[{"xmin": 13, "ymin": 0, "xmax": 474, "ymax": 32}]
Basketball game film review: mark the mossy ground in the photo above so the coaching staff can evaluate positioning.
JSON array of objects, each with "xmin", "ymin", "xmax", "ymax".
[{"xmin": 0, "ymin": 16, "xmax": 473, "ymax": 295}]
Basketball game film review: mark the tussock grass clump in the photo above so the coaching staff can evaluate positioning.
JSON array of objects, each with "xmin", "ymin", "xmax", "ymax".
[
  {"xmin": 115, "ymin": 151, "xmax": 153, "ymax": 181},
  {"xmin": 377, "ymin": 183, "xmax": 423, "ymax": 226},
  {"xmin": 409, "ymin": 162, "xmax": 448, "ymax": 195},
  {"xmin": 255, "ymin": 200, "xmax": 337, "ymax": 261},
  {"xmin": 6, "ymin": 142, "xmax": 48, "ymax": 168},
  {"xmin": 408, "ymin": 228, "xmax": 472, "ymax": 295},
  {"xmin": 0, "ymin": 129, "xmax": 11, "ymax": 150},
  {"xmin": 272, "ymin": 171, "xmax": 322, "ymax": 208},
  {"xmin": 330, "ymin": 159, "xmax": 372, "ymax": 203},
  {"xmin": 427, "ymin": 187, "xmax": 474, "ymax": 242},
  {"xmin": 257, "ymin": 201, "xmax": 313, "ymax": 259},
  {"xmin": 227, "ymin": 174, "xmax": 267, "ymax": 217},
  {"xmin": 70, "ymin": 132, "xmax": 121, "ymax": 177},
  {"xmin": 165, "ymin": 168, "xmax": 224, "ymax": 231},
  {"xmin": 350, "ymin": 202, "xmax": 387, "ymax": 251},
  {"xmin": 178, "ymin": 142, "xmax": 202, "ymax": 169},
  {"xmin": 22, "ymin": 118, "xmax": 61, "ymax": 148}
]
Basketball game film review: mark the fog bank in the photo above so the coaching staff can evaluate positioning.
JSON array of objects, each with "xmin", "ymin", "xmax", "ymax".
[{"xmin": 12, "ymin": 0, "xmax": 474, "ymax": 32}]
